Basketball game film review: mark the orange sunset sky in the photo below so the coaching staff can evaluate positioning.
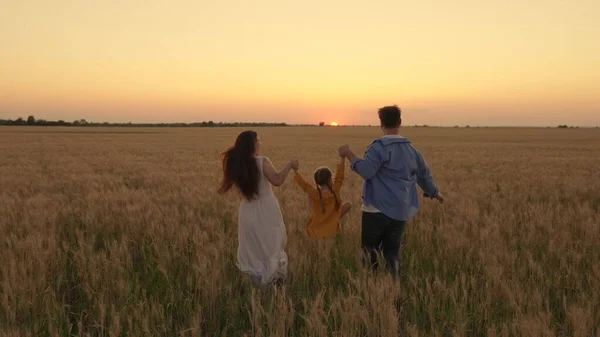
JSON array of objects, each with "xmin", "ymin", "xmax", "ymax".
[{"xmin": 1, "ymin": 1, "xmax": 599, "ymax": 126}]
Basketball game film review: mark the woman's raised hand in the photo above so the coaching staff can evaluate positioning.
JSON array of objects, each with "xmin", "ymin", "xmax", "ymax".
[{"xmin": 290, "ymin": 159, "xmax": 299, "ymax": 171}]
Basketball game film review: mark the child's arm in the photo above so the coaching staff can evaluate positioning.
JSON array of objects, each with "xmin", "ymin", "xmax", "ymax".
[
  {"xmin": 293, "ymin": 166, "xmax": 319, "ymax": 199},
  {"xmin": 333, "ymin": 157, "xmax": 346, "ymax": 191}
]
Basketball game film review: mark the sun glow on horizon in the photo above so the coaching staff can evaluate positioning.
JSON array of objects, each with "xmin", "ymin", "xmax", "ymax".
[{"xmin": 0, "ymin": 1, "xmax": 599, "ymax": 126}]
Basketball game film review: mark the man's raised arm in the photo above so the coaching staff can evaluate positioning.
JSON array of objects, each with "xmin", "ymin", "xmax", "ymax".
[{"xmin": 339, "ymin": 144, "xmax": 381, "ymax": 180}]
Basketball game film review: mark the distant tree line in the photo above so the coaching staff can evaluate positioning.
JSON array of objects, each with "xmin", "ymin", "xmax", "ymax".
[{"xmin": 0, "ymin": 116, "xmax": 289, "ymax": 127}]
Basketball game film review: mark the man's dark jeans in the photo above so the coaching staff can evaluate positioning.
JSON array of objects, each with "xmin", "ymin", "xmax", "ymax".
[{"xmin": 361, "ymin": 211, "xmax": 407, "ymax": 280}]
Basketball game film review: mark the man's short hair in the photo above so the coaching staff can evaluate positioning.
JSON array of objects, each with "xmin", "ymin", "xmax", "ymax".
[{"xmin": 378, "ymin": 105, "xmax": 401, "ymax": 128}]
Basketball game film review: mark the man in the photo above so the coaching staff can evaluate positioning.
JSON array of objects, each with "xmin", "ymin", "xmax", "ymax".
[{"xmin": 339, "ymin": 105, "xmax": 444, "ymax": 280}]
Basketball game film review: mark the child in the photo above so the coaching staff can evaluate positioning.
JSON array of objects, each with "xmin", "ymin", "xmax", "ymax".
[{"xmin": 292, "ymin": 156, "xmax": 352, "ymax": 238}]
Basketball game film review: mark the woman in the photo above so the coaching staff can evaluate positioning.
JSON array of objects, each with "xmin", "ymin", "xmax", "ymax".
[{"xmin": 218, "ymin": 130, "xmax": 297, "ymax": 286}]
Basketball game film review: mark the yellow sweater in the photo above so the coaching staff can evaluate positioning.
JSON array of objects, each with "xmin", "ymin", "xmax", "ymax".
[{"xmin": 293, "ymin": 163, "xmax": 345, "ymax": 238}]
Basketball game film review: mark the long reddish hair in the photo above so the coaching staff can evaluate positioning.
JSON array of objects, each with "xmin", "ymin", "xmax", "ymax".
[{"xmin": 218, "ymin": 130, "xmax": 260, "ymax": 200}]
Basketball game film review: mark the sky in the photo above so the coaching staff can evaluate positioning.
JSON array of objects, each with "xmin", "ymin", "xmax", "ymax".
[{"xmin": 1, "ymin": 0, "xmax": 599, "ymax": 126}]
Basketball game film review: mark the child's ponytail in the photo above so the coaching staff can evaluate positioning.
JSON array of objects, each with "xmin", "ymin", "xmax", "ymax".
[
  {"xmin": 326, "ymin": 183, "xmax": 340, "ymax": 211},
  {"xmin": 317, "ymin": 188, "xmax": 326, "ymax": 214}
]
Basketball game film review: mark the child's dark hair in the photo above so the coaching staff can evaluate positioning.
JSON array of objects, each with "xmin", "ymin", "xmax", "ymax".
[{"xmin": 314, "ymin": 167, "xmax": 340, "ymax": 213}]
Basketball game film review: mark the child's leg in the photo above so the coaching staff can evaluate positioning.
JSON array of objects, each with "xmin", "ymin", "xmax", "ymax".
[
  {"xmin": 341, "ymin": 201, "xmax": 352, "ymax": 217},
  {"xmin": 337, "ymin": 202, "xmax": 353, "ymax": 239}
]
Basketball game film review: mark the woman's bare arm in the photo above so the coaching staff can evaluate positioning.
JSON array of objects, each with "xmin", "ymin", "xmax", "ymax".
[{"xmin": 262, "ymin": 157, "xmax": 295, "ymax": 187}]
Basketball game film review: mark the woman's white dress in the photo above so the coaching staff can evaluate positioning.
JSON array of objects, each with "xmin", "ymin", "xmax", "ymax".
[{"xmin": 237, "ymin": 156, "xmax": 288, "ymax": 285}]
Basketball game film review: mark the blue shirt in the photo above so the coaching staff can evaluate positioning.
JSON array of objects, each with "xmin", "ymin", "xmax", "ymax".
[{"xmin": 350, "ymin": 135, "xmax": 439, "ymax": 221}]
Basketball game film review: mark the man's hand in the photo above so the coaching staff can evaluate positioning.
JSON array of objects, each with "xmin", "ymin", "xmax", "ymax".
[
  {"xmin": 434, "ymin": 192, "xmax": 444, "ymax": 204},
  {"xmin": 338, "ymin": 144, "xmax": 351, "ymax": 158},
  {"xmin": 290, "ymin": 159, "xmax": 299, "ymax": 172}
]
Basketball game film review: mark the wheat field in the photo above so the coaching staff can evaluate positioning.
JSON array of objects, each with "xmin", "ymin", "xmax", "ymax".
[{"xmin": 0, "ymin": 126, "xmax": 598, "ymax": 337}]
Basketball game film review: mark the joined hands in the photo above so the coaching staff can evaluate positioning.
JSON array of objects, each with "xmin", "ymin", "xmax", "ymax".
[
  {"xmin": 338, "ymin": 144, "xmax": 351, "ymax": 158},
  {"xmin": 290, "ymin": 159, "xmax": 299, "ymax": 172}
]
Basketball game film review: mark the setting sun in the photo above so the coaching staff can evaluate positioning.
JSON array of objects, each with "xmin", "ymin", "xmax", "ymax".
[{"xmin": 331, "ymin": 122, "xmax": 339, "ymax": 126}]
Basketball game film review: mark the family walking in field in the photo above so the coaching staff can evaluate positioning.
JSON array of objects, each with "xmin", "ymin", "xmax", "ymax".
[{"xmin": 218, "ymin": 105, "xmax": 444, "ymax": 286}]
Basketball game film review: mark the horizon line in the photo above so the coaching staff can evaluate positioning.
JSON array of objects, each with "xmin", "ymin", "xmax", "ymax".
[{"xmin": 0, "ymin": 115, "xmax": 598, "ymax": 129}]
